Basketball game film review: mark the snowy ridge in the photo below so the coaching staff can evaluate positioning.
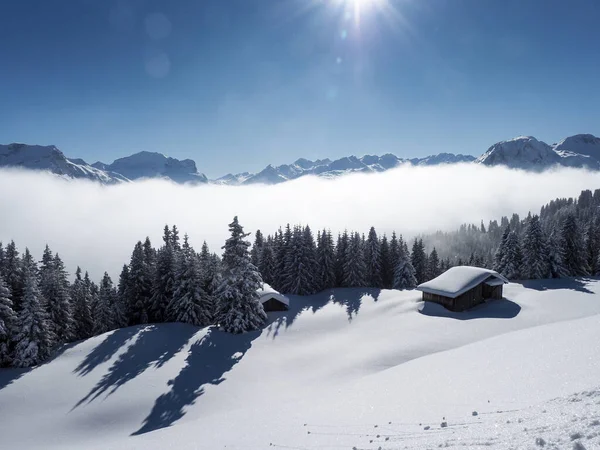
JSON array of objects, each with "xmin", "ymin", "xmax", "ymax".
[
  {"xmin": 476, "ymin": 134, "xmax": 600, "ymax": 171},
  {"xmin": 1, "ymin": 279, "xmax": 600, "ymax": 449}
]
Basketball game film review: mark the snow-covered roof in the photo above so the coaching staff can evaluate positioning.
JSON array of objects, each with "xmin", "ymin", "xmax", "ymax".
[
  {"xmin": 257, "ymin": 283, "xmax": 289, "ymax": 306},
  {"xmin": 416, "ymin": 266, "xmax": 508, "ymax": 299}
]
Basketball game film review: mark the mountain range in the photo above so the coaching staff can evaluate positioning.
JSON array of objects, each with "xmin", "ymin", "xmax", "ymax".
[{"xmin": 1, "ymin": 133, "xmax": 599, "ymax": 185}]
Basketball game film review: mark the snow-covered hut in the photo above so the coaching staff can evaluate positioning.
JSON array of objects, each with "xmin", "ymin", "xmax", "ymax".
[
  {"xmin": 257, "ymin": 283, "xmax": 289, "ymax": 312},
  {"xmin": 416, "ymin": 266, "xmax": 508, "ymax": 312}
]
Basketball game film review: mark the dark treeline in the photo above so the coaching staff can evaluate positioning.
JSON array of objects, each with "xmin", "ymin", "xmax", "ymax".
[
  {"xmin": 1, "ymin": 189, "xmax": 599, "ymax": 369},
  {"xmin": 0, "ymin": 217, "xmax": 266, "ymax": 369}
]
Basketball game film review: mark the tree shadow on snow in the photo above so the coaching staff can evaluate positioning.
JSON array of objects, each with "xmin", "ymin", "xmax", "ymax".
[
  {"xmin": 0, "ymin": 367, "xmax": 31, "ymax": 392},
  {"xmin": 519, "ymin": 277, "xmax": 597, "ymax": 294},
  {"xmin": 418, "ymin": 298, "xmax": 521, "ymax": 320},
  {"xmin": 74, "ymin": 327, "xmax": 138, "ymax": 376},
  {"xmin": 132, "ymin": 327, "xmax": 259, "ymax": 436},
  {"xmin": 265, "ymin": 288, "xmax": 381, "ymax": 339},
  {"xmin": 72, "ymin": 323, "xmax": 198, "ymax": 410}
]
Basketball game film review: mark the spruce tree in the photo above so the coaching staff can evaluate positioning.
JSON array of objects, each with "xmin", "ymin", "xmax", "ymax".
[
  {"xmin": 114, "ymin": 265, "xmax": 130, "ymax": 328},
  {"xmin": 586, "ymin": 221, "xmax": 599, "ymax": 275},
  {"xmin": 380, "ymin": 234, "xmax": 393, "ymax": 288},
  {"xmin": 251, "ymin": 230, "xmax": 265, "ymax": 268},
  {"xmin": 127, "ymin": 241, "xmax": 152, "ymax": 325},
  {"xmin": 560, "ymin": 213, "xmax": 590, "ymax": 276},
  {"xmin": 317, "ymin": 229, "xmax": 336, "ymax": 291},
  {"xmin": 521, "ymin": 215, "xmax": 550, "ymax": 279},
  {"xmin": 43, "ymin": 254, "xmax": 73, "ymax": 345},
  {"xmin": 0, "ymin": 275, "xmax": 17, "ymax": 367},
  {"xmin": 500, "ymin": 231, "xmax": 523, "ymax": 280},
  {"xmin": 71, "ymin": 267, "xmax": 93, "ymax": 341},
  {"xmin": 426, "ymin": 248, "xmax": 440, "ymax": 280},
  {"xmin": 393, "ymin": 244, "xmax": 417, "ymax": 290},
  {"xmin": 150, "ymin": 234, "xmax": 176, "ymax": 323},
  {"xmin": 365, "ymin": 227, "xmax": 382, "ymax": 288},
  {"xmin": 13, "ymin": 254, "xmax": 52, "ymax": 368},
  {"xmin": 3, "ymin": 241, "xmax": 24, "ymax": 311},
  {"xmin": 389, "ymin": 232, "xmax": 400, "ymax": 284},
  {"xmin": 547, "ymin": 230, "xmax": 568, "ymax": 278},
  {"xmin": 281, "ymin": 225, "xmax": 318, "ymax": 295},
  {"xmin": 493, "ymin": 226, "xmax": 510, "ymax": 274},
  {"xmin": 169, "ymin": 235, "xmax": 213, "ymax": 326},
  {"xmin": 215, "ymin": 216, "xmax": 267, "ymax": 334},
  {"xmin": 336, "ymin": 231, "xmax": 350, "ymax": 286},
  {"xmin": 95, "ymin": 273, "xmax": 117, "ymax": 335},
  {"xmin": 343, "ymin": 232, "xmax": 366, "ymax": 287},
  {"xmin": 411, "ymin": 239, "xmax": 428, "ymax": 284},
  {"xmin": 258, "ymin": 238, "xmax": 277, "ymax": 286}
]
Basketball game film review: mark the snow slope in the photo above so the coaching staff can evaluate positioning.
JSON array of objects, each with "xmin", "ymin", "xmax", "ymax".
[{"xmin": 1, "ymin": 278, "xmax": 600, "ymax": 449}]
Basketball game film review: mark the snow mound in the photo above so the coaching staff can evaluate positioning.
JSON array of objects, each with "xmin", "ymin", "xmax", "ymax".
[{"xmin": 1, "ymin": 279, "xmax": 600, "ymax": 449}]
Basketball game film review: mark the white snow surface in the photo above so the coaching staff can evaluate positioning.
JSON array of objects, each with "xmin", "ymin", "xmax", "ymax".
[
  {"xmin": 416, "ymin": 266, "xmax": 508, "ymax": 298},
  {"xmin": 257, "ymin": 282, "xmax": 290, "ymax": 306},
  {"xmin": 1, "ymin": 279, "xmax": 600, "ymax": 449}
]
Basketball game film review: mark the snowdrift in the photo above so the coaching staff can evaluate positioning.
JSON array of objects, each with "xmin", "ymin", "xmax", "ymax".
[{"xmin": 1, "ymin": 279, "xmax": 600, "ymax": 449}]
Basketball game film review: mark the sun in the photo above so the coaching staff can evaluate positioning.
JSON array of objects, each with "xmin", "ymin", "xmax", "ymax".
[{"xmin": 333, "ymin": 0, "xmax": 388, "ymax": 27}]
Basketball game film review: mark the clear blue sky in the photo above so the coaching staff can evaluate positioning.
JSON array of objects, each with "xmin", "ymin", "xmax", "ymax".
[{"xmin": 1, "ymin": 0, "xmax": 599, "ymax": 176}]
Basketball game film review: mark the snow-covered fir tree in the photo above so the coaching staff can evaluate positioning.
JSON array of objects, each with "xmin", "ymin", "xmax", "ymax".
[
  {"xmin": 393, "ymin": 243, "xmax": 417, "ymax": 290},
  {"xmin": 0, "ymin": 275, "xmax": 17, "ymax": 367},
  {"xmin": 411, "ymin": 238, "xmax": 428, "ymax": 284},
  {"xmin": 215, "ymin": 217, "xmax": 267, "ymax": 334},
  {"xmin": 199, "ymin": 241, "xmax": 222, "ymax": 308},
  {"xmin": 127, "ymin": 241, "xmax": 153, "ymax": 325},
  {"xmin": 150, "ymin": 226, "xmax": 177, "ymax": 323},
  {"xmin": 335, "ymin": 230, "xmax": 349, "ymax": 287},
  {"xmin": 94, "ymin": 273, "xmax": 117, "ymax": 335},
  {"xmin": 257, "ymin": 238, "xmax": 276, "ymax": 286},
  {"xmin": 426, "ymin": 248, "xmax": 440, "ymax": 280},
  {"xmin": 560, "ymin": 213, "xmax": 590, "ymax": 276},
  {"xmin": 2, "ymin": 241, "xmax": 24, "ymax": 311},
  {"xmin": 316, "ymin": 229, "xmax": 336, "ymax": 291},
  {"xmin": 71, "ymin": 267, "xmax": 93, "ymax": 341},
  {"xmin": 493, "ymin": 227, "xmax": 510, "ymax": 274},
  {"xmin": 521, "ymin": 215, "xmax": 550, "ymax": 279},
  {"xmin": 281, "ymin": 225, "xmax": 318, "ymax": 295},
  {"xmin": 12, "ymin": 252, "xmax": 52, "ymax": 368},
  {"xmin": 113, "ymin": 264, "xmax": 129, "ymax": 328},
  {"xmin": 169, "ymin": 235, "xmax": 213, "ymax": 326},
  {"xmin": 251, "ymin": 230, "xmax": 264, "ymax": 268},
  {"xmin": 380, "ymin": 234, "xmax": 393, "ymax": 289},
  {"xmin": 389, "ymin": 232, "xmax": 400, "ymax": 285},
  {"xmin": 42, "ymin": 254, "xmax": 73, "ymax": 345},
  {"xmin": 500, "ymin": 231, "xmax": 523, "ymax": 280},
  {"xmin": 586, "ymin": 221, "xmax": 599, "ymax": 275},
  {"xmin": 365, "ymin": 227, "xmax": 382, "ymax": 288},
  {"xmin": 343, "ymin": 232, "xmax": 366, "ymax": 287},
  {"xmin": 547, "ymin": 229, "xmax": 568, "ymax": 278}
]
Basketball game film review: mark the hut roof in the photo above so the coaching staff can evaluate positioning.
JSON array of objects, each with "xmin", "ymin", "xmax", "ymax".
[
  {"xmin": 416, "ymin": 266, "xmax": 508, "ymax": 299},
  {"xmin": 257, "ymin": 283, "xmax": 290, "ymax": 306}
]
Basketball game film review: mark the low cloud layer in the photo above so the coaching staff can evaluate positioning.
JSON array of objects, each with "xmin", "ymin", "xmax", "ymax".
[{"xmin": 1, "ymin": 165, "xmax": 598, "ymax": 281}]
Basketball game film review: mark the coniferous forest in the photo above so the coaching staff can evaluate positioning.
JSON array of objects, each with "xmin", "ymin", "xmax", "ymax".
[{"xmin": 1, "ymin": 188, "xmax": 599, "ymax": 369}]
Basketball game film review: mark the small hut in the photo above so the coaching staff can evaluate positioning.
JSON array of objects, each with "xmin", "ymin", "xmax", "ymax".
[
  {"xmin": 416, "ymin": 266, "xmax": 508, "ymax": 312},
  {"xmin": 257, "ymin": 283, "xmax": 289, "ymax": 312}
]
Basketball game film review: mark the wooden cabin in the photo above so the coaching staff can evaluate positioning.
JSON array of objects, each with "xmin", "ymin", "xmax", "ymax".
[
  {"xmin": 257, "ymin": 283, "xmax": 290, "ymax": 312},
  {"xmin": 416, "ymin": 266, "xmax": 508, "ymax": 312}
]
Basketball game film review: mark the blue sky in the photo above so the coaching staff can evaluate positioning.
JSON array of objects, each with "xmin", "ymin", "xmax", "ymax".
[{"xmin": 1, "ymin": 0, "xmax": 599, "ymax": 176}]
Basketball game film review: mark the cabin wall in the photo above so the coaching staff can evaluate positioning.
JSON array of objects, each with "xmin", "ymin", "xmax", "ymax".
[
  {"xmin": 262, "ymin": 298, "xmax": 288, "ymax": 312},
  {"xmin": 453, "ymin": 283, "xmax": 484, "ymax": 311},
  {"xmin": 482, "ymin": 284, "xmax": 503, "ymax": 300}
]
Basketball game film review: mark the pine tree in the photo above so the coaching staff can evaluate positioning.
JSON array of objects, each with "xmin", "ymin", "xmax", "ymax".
[
  {"xmin": 258, "ymin": 238, "xmax": 277, "ymax": 286},
  {"xmin": 199, "ymin": 242, "xmax": 221, "ymax": 309},
  {"xmin": 521, "ymin": 215, "xmax": 550, "ymax": 279},
  {"xmin": 493, "ymin": 227, "xmax": 510, "ymax": 273},
  {"xmin": 0, "ymin": 275, "xmax": 17, "ymax": 367},
  {"xmin": 114, "ymin": 265, "xmax": 130, "ymax": 328},
  {"xmin": 171, "ymin": 225, "xmax": 181, "ymax": 251},
  {"xmin": 560, "ymin": 213, "xmax": 590, "ymax": 276},
  {"xmin": 127, "ymin": 241, "xmax": 152, "ymax": 325},
  {"xmin": 43, "ymin": 254, "xmax": 73, "ymax": 345},
  {"xmin": 426, "ymin": 248, "xmax": 440, "ymax": 280},
  {"xmin": 95, "ymin": 273, "xmax": 117, "ymax": 335},
  {"xmin": 317, "ymin": 229, "xmax": 336, "ymax": 291},
  {"xmin": 585, "ymin": 221, "xmax": 599, "ymax": 275},
  {"xmin": 281, "ymin": 225, "xmax": 318, "ymax": 295},
  {"xmin": 380, "ymin": 234, "xmax": 393, "ymax": 288},
  {"xmin": 3, "ymin": 241, "xmax": 24, "ymax": 311},
  {"xmin": 169, "ymin": 236, "xmax": 213, "ymax": 326},
  {"xmin": 547, "ymin": 230, "xmax": 568, "ymax": 278},
  {"xmin": 393, "ymin": 244, "xmax": 417, "ymax": 290},
  {"xmin": 72, "ymin": 267, "xmax": 93, "ymax": 341},
  {"xmin": 365, "ymin": 227, "xmax": 382, "ymax": 288},
  {"xmin": 343, "ymin": 232, "xmax": 366, "ymax": 287},
  {"xmin": 389, "ymin": 232, "xmax": 400, "ymax": 284},
  {"xmin": 215, "ymin": 217, "xmax": 267, "ymax": 334},
  {"xmin": 150, "ymin": 231, "xmax": 176, "ymax": 323},
  {"xmin": 411, "ymin": 239, "xmax": 428, "ymax": 284},
  {"xmin": 500, "ymin": 231, "xmax": 523, "ymax": 280},
  {"xmin": 12, "ymin": 255, "xmax": 52, "ymax": 368},
  {"xmin": 251, "ymin": 230, "xmax": 265, "ymax": 268},
  {"xmin": 336, "ymin": 231, "xmax": 350, "ymax": 286}
]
